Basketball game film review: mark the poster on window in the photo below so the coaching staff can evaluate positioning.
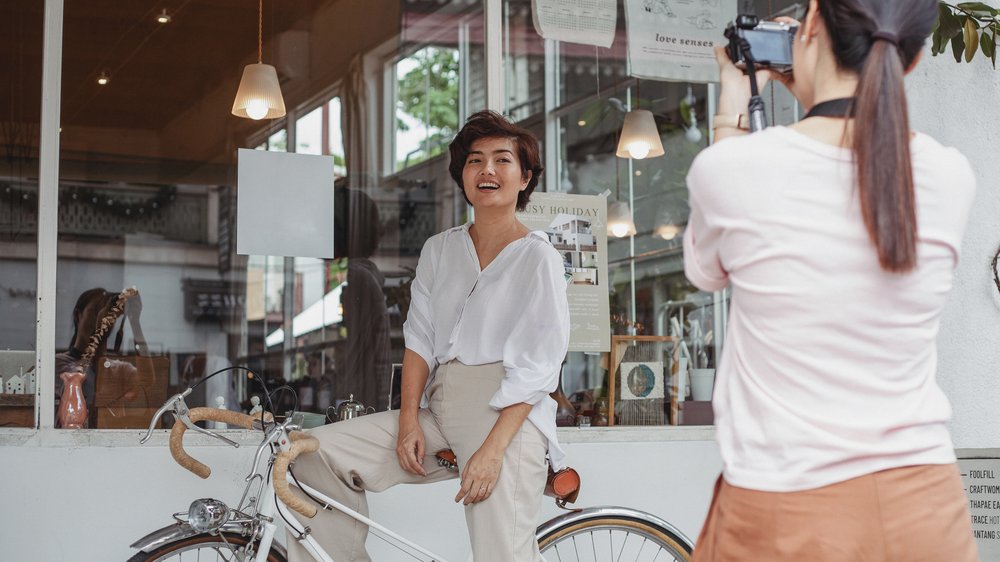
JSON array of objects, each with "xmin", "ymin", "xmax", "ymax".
[
  {"xmin": 517, "ymin": 192, "xmax": 610, "ymax": 353},
  {"xmin": 531, "ymin": 0, "xmax": 618, "ymax": 48},
  {"xmin": 625, "ymin": 0, "xmax": 737, "ymax": 82}
]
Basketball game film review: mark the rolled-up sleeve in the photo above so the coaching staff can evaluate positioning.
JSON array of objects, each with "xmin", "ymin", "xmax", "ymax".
[
  {"xmin": 402, "ymin": 239, "xmax": 437, "ymax": 371},
  {"xmin": 491, "ymin": 247, "xmax": 570, "ymax": 410},
  {"xmin": 684, "ymin": 159, "xmax": 730, "ymax": 292}
]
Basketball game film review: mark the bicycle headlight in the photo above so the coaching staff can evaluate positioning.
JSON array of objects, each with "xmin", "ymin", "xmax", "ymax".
[{"xmin": 188, "ymin": 498, "xmax": 230, "ymax": 533}]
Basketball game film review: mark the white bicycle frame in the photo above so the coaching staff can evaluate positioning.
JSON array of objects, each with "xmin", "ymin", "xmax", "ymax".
[{"xmin": 256, "ymin": 472, "xmax": 453, "ymax": 562}]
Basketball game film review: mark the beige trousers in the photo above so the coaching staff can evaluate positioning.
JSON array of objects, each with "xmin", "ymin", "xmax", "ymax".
[
  {"xmin": 693, "ymin": 463, "xmax": 979, "ymax": 562},
  {"xmin": 286, "ymin": 361, "xmax": 549, "ymax": 562}
]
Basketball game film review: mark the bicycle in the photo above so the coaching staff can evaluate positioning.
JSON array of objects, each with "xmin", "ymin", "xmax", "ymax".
[{"xmin": 128, "ymin": 385, "xmax": 694, "ymax": 561}]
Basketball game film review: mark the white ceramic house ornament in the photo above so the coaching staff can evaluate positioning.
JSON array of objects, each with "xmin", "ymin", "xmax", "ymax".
[
  {"xmin": 5, "ymin": 373, "xmax": 24, "ymax": 394},
  {"xmin": 23, "ymin": 367, "xmax": 36, "ymax": 394}
]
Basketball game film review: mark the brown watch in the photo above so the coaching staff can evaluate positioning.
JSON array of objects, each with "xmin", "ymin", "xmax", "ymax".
[{"xmin": 712, "ymin": 114, "xmax": 749, "ymax": 131}]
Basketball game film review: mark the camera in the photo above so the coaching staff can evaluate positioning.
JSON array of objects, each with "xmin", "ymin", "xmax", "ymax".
[{"xmin": 724, "ymin": 15, "xmax": 797, "ymax": 74}]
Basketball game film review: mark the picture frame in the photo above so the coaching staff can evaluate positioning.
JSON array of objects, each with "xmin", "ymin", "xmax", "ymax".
[{"xmin": 608, "ymin": 335, "xmax": 679, "ymax": 426}]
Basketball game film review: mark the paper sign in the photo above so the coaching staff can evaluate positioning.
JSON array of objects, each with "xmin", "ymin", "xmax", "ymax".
[
  {"xmin": 517, "ymin": 192, "xmax": 611, "ymax": 352},
  {"xmin": 532, "ymin": 0, "xmax": 618, "ymax": 48},
  {"xmin": 959, "ymin": 457, "xmax": 1000, "ymax": 558},
  {"xmin": 236, "ymin": 149, "xmax": 336, "ymax": 258},
  {"xmin": 625, "ymin": 0, "xmax": 738, "ymax": 82}
]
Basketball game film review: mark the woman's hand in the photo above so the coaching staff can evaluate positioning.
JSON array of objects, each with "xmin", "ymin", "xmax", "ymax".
[
  {"xmin": 396, "ymin": 414, "xmax": 427, "ymax": 476},
  {"xmin": 714, "ymin": 46, "xmax": 776, "ymax": 116},
  {"xmin": 716, "ymin": 16, "xmax": 801, "ymax": 115},
  {"xmin": 455, "ymin": 443, "xmax": 504, "ymax": 505}
]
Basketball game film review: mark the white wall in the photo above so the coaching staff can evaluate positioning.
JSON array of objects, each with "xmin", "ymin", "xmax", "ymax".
[
  {"xmin": 907, "ymin": 45, "xmax": 1000, "ymax": 450},
  {"xmin": 0, "ymin": 432, "xmax": 720, "ymax": 561}
]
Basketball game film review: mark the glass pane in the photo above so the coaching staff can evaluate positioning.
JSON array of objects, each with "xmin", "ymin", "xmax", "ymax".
[
  {"xmin": 0, "ymin": 1, "xmax": 42, "ymax": 428},
  {"xmin": 504, "ymin": 0, "xmax": 800, "ymax": 427},
  {"xmin": 55, "ymin": 0, "xmax": 484, "ymax": 428},
  {"xmin": 328, "ymin": 97, "xmax": 346, "ymax": 178},
  {"xmin": 393, "ymin": 1, "xmax": 485, "ymax": 175},
  {"xmin": 394, "ymin": 46, "xmax": 461, "ymax": 171},
  {"xmin": 295, "ymin": 107, "xmax": 324, "ymax": 155}
]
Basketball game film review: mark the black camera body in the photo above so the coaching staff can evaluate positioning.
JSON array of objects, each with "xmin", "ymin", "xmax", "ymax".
[{"xmin": 724, "ymin": 15, "xmax": 797, "ymax": 74}]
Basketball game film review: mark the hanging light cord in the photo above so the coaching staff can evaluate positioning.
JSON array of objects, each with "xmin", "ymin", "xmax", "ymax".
[
  {"xmin": 257, "ymin": 0, "xmax": 264, "ymax": 63},
  {"xmin": 595, "ymin": 46, "xmax": 600, "ymax": 101}
]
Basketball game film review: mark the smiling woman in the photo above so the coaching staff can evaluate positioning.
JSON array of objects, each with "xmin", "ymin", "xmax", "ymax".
[{"xmin": 285, "ymin": 110, "xmax": 571, "ymax": 562}]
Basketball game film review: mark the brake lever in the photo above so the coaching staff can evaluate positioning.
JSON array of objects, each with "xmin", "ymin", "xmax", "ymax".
[
  {"xmin": 176, "ymin": 400, "xmax": 240, "ymax": 448},
  {"xmin": 246, "ymin": 423, "xmax": 284, "ymax": 482},
  {"xmin": 140, "ymin": 388, "xmax": 193, "ymax": 444}
]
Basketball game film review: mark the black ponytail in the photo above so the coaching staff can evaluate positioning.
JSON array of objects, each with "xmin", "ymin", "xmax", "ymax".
[{"xmin": 818, "ymin": 0, "xmax": 938, "ymax": 272}]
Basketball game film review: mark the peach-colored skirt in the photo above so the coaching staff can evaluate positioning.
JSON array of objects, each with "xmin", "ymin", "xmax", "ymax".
[{"xmin": 693, "ymin": 464, "xmax": 978, "ymax": 562}]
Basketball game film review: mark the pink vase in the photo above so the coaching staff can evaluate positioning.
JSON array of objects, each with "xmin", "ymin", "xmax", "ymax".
[{"xmin": 58, "ymin": 371, "xmax": 88, "ymax": 429}]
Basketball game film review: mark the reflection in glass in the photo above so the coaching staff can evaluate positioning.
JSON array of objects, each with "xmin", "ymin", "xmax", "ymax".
[
  {"xmin": 0, "ymin": 2, "xmax": 42, "ymax": 428},
  {"xmin": 504, "ymin": 0, "xmax": 721, "ymax": 426}
]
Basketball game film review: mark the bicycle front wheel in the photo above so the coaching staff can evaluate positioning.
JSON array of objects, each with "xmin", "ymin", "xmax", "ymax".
[
  {"xmin": 127, "ymin": 532, "xmax": 286, "ymax": 562},
  {"xmin": 538, "ymin": 512, "xmax": 692, "ymax": 562}
]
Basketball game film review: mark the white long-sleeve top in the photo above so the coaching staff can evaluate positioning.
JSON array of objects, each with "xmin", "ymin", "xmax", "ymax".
[
  {"xmin": 684, "ymin": 127, "xmax": 976, "ymax": 491},
  {"xmin": 403, "ymin": 223, "xmax": 571, "ymax": 469}
]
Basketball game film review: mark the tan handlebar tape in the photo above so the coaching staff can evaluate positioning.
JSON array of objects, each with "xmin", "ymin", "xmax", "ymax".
[
  {"xmin": 272, "ymin": 431, "xmax": 321, "ymax": 519},
  {"xmin": 168, "ymin": 407, "xmax": 274, "ymax": 479}
]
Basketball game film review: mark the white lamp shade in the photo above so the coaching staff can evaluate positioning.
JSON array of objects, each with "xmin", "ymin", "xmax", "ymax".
[
  {"xmin": 653, "ymin": 222, "xmax": 682, "ymax": 240},
  {"xmin": 607, "ymin": 201, "xmax": 637, "ymax": 238},
  {"xmin": 232, "ymin": 63, "xmax": 286, "ymax": 120},
  {"xmin": 616, "ymin": 109, "xmax": 665, "ymax": 159}
]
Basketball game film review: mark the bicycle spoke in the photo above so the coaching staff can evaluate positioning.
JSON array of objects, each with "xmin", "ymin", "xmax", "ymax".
[{"xmin": 616, "ymin": 531, "xmax": 631, "ymax": 562}]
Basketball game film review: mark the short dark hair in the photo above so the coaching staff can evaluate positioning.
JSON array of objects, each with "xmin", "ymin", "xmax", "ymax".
[{"xmin": 448, "ymin": 110, "xmax": 543, "ymax": 212}]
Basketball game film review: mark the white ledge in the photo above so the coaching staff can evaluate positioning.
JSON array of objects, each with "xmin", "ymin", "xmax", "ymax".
[
  {"xmin": 557, "ymin": 425, "xmax": 715, "ymax": 443},
  {"xmin": 0, "ymin": 428, "xmax": 267, "ymax": 448},
  {"xmin": 1, "ymin": 425, "xmax": 716, "ymax": 448}
]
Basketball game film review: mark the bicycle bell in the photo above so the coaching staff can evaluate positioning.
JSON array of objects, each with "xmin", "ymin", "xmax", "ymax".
[{"xmin": 336, "ymin": 394, "xmax": 375, "ymax": 421}]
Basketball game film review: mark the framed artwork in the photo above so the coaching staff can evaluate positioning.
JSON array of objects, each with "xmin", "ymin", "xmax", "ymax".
[{"xmin": 609, "ymin": 335, "xmax": 679, "ymax": 426}]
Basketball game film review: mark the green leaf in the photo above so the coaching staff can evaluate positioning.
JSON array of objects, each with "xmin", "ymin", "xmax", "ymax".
[
  {"xmin": 956, "ymin": 2, "xmax": 997, "ymax": 17},
  {"xmin": 965, "ymin": 17, "xmax": 980, "ymax": 62},
  {"xmin": 937, "ymin": 5, "xmax": 964, "ymax": 41},
  {"xmin": 983, "ymin": 27, "xmax": 997, "ymax": 70},
  {"xmin": 952, "ymin": 29, "xmax": 966, "ymax": 62},
  {"xmin": 932, "ymin": 29, "xmax": 944, "ymax": 55},
  {"xmin": 982, "ymin": 27, "xmax": 995, "ymax": 58}
]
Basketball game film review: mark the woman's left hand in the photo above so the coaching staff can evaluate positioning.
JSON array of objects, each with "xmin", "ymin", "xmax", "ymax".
[{"xmin": 455, "ymin": 444, "xmax": 504, "ymax": 505}]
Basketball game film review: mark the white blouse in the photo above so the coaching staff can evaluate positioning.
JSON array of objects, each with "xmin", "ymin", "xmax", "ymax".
[{"xmin": 403, "ymin": 223, "xmax": 571, "ymax": 468}]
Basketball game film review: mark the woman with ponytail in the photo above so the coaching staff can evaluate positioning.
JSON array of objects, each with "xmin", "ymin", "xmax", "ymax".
[{"xmin": 684, "ymin": 0, "xmax": 978, "ymax": 559}]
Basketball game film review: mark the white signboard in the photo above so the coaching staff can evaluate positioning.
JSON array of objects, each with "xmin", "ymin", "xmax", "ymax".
[
  {"xmin": 959, "ymin": 457, "xmax": 1000, "ymax": 558},
  {"xmin": 531, "ymin": 0, "xmax": 618, "ymax": 48},
  {"xmin": 236, "ymin": 149, "xmax": 336, "ymax": 259},
  {"xmin": 625, "ymin": 0, "xmax": 738, "ymax": 82},
  {"xmin": 517, "ymin": 192, "xmax": 611, "ymax": 352}
]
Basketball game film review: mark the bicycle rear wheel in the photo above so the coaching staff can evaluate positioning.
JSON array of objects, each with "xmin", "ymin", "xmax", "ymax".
[
  {"xmin": 537, "ymin": 512, "xmax": 692, "ymax": 562},
  {"xmin": 127, "ymin": 532, "xmax": 286, "ymax": 562}
]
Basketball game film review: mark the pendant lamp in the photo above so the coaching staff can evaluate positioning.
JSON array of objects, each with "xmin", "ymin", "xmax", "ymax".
[
  {"xmin": 607, "ymin": 145, "xmax": 637, "ymax": 238},
  {"xmin": 607, "ymin": 200, "xmax": 637, "ymax": 238},
  {"xmin": 653, "ymin": 203, "xmax": 686, "ymax": 240},
  {"xmin": 232, "ymin": 0, "xmax": 286, "ymax": 120},
  {"xmin": 616, "ymin": 109, "xmax": 664, "ymax": 159}
]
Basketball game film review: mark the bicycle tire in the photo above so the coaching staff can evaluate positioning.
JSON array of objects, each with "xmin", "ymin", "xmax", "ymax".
[
  {"xmin": 538, "ymin": 514, "xmax": 692, "ymax": 562},
  {"xmin": 126, "ymin": 532, "xmax": 286, "ymax": 562}
]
